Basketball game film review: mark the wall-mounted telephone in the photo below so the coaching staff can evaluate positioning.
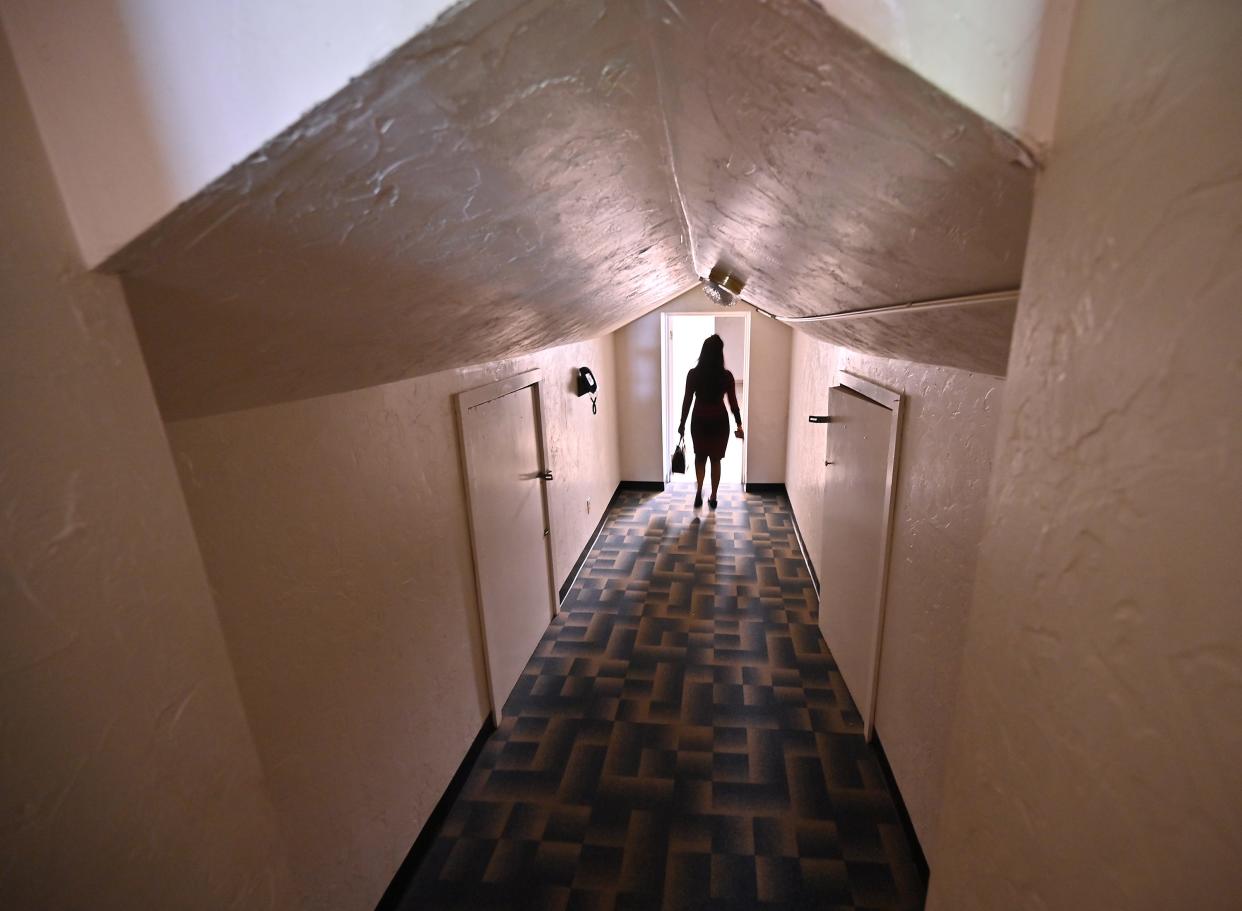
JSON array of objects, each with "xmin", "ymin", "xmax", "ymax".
[{"xmin": 576, "ymin": 367, "xmax": 598, "ymax": 414}]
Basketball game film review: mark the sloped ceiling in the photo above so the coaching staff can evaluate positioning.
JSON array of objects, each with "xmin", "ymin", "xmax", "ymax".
[
  {"xmin": 652, "ymin": 0, "xmax": 1034, "ymax": 376},
  {"xmin": 108, "ymin": 0, "xmax": 694, "ymax": 420},
  {"xmin": 106, "ymin": 0, "xmax": 1035, "ymax": 421}
]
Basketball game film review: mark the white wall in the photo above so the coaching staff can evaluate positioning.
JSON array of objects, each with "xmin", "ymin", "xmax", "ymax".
[
  {"xmin": 784, "ymin": 334, "xmax": 836, "ymax": 571},
  {"xmin": 814, "ymin": 0, "xmax": 1076, "ymax": 152},
  {"xmin": 785, "ymin": 333, "xmax": 1003, "ymax": 862},
  {"xmin": 0, "ymin": 28, "xmax": 294, "ymax": 909},
  {"xmin": 930, "ymin": 1, "xmax": 1242, "ymax": 906},
  {"xmin": 744, "ymin": 308, "xmax": 793, "ymax": 483},
  {"xmin": 165, "ymin": 335, "xmax": 621, "ymax": 911},
  {"xmin": 616, "ymin": 302, "xmax": 665, "ymax": 482},
  {"xmin": 616, "ymin": 287, "xmax": 793, "ymax": 484},
  {"xmin": 0, "ymin": 0, "xmax": 456, "ymax": 265},
  {"xmin": 715, "ymin": 315, "xmax": 746, "ymax": 392}
]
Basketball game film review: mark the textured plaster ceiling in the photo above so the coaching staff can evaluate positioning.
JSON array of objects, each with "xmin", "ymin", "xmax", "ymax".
[
  {"xmin": 107, "ymin": 0, "xmax": 1035, "ymax": 421},
  {"xmin": 650, "ymin": 0, "xmax": 1033, "ymax": 368},
  {"xmin": 108, "ymin": 0, "xmax": 694, "ymax": 420},
  {"xmin": 794, "ymin": 298, "xmax": 1019, "ymax": 377}
]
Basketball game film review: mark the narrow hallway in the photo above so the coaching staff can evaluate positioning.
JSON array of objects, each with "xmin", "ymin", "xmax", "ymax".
[{"xmin": 405, "ymin": 488, "xmax": 925, "ymax": 909}]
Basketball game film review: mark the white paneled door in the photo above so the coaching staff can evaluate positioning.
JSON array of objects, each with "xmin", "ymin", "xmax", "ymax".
[
  {"xmin": 458, "ymin": 371, "xmax": 557, "ymax": 722},
  {"xmin": 817, "ymin": 378, "xmax": 901, "ymax": 739}
]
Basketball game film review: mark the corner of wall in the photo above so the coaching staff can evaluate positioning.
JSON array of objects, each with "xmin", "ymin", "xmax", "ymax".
[{"xmin": 0, "ymin": 22, "xmax": 295, "ymax": 905}]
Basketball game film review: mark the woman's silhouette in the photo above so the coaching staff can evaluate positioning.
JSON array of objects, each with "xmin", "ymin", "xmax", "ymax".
[{"xmin": 677, "ymin": 334, "xmax": 744, "ymax": 509}]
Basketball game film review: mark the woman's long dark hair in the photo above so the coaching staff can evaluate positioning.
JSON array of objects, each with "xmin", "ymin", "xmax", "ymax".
[
  {"xmin": 695, "ymin": 334, "xmax": 727, "ymax": 395},
  {"xmin": 697, "ymin": 334, "xmax": 725, "ymax": 370}
]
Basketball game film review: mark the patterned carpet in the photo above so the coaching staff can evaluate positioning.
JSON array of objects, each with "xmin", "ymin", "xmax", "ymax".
[{"xmin": 405, "ymin": 487, "xmax": 925, "ymax": 909}]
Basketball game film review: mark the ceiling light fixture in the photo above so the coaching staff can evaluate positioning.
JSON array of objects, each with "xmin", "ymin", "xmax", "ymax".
[{"xmin": 702, "ymin": 265, "xmax": 745, "ymax": 308}]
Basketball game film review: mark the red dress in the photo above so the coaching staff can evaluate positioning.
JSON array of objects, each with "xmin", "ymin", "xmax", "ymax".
[{"xmin": 680, "ymin": 367, "xmax": 741, "ymax": 460}]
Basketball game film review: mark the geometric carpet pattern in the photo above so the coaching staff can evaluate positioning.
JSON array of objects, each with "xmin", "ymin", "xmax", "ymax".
[{"xmin": 405, "ymin": 487, "xmax": 925, "ymax": 909}]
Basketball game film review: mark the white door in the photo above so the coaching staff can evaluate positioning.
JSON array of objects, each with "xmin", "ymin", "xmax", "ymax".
[
  {"xmin": 458, "ymin": 376, "xmax": 556, "ymax": 721},
  {"xmin": 818, "ymin": 381, "xmax": 900, "ymax": 738}
]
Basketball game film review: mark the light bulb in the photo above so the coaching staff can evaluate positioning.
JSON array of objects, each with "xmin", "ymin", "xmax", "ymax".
[{"xmin": 703, "ymin": 280, "xmax": 736, "ymax": 307}]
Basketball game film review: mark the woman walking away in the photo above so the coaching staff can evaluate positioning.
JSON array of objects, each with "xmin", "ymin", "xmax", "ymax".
[{"xmin": 677, "ymin": 334, "xmax": 744, "ymax": 509}]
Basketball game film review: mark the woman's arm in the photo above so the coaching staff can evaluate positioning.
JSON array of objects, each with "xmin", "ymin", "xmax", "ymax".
[
  {"xmin": 726, "ymin": 372, "xmax": 744, "ymax": 437},
  {"xmin": 678, "ymin": 369, "xmax": 695, "ymax": 434}
]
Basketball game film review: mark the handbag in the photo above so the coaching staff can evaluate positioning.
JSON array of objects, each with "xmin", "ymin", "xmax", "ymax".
[{"xmin": 670, "ymin": 434, "xmax": 686, "ymax": 474}]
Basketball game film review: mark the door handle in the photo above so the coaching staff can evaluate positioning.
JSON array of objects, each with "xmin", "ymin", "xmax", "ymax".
[
  {"xmin": 813, "ymin": 415, "xmax": 833, "ymax": 466},
  {"xmin": 541, "ymin": 470, "xmax": 554, "ymax": 481}
]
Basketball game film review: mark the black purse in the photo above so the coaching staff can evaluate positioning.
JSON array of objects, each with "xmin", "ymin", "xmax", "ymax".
[{"xmin": 670, "ymin": 435, "xmax": 686, "ymax": 474}]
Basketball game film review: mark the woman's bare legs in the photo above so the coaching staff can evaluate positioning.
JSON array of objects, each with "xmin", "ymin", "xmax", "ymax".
[
  {"xmin": 709, "ymin": 457, "xmax": 722, "ymax": 504},
  {"xmin": 694, "ymin": 453, "xmax": 708, "ymax": 505}
]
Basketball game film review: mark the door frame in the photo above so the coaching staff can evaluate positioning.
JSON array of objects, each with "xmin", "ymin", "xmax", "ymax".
[
  {"xmin": 659, "ymin": 310, "xmax": 752, "ymax": 486},
  {"xmin": 455, "ymin": 368, "xmax": 558, "ymax": 722},
  {"xmin": 832, "ymin": 371, "xmax": 903, "ymax": 741}
]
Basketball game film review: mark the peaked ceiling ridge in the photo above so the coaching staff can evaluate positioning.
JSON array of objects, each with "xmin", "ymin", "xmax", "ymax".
[
  {"xmin": 642, "ymin": 0, "xmax": 702, "ymax": 283},
  {"xmin": 644, "ymin": 0, "xmax": 1035, "ymax": 375},
  {"xmin": 627, "ymin": 0, "xmax": 1030, "ymax": 355},
  {"xmin": 103, "ymin": 0, "xmax": 1034, "ymax": 421}
]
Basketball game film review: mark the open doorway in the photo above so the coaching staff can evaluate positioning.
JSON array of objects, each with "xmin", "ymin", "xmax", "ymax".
[{"xmin": 661, "ymin": 310, "xmax": 751, "ymax": 489}]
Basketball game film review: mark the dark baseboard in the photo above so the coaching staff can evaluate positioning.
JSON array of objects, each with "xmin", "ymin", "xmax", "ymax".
[
  {"xmin": 618, "ymin": 480, "xmax": 665, "ymax": 492},
  {"xmin": 871, "ymin": 733, "xmax": 930, "ymax": 892},
  {"xmin": 744, "ymin": 481, "xmax": 787, "ymax": 494},
  {"xmin": 558, "ymin": 484, "xmax": 621, "ymax": 603},
  {"xmin": 785, "ymin": 496, "xmax": 820, "ymax": 597},
  {"xmin": 375, "ymin": 718, "xmax": 496, "ymax": 910}
]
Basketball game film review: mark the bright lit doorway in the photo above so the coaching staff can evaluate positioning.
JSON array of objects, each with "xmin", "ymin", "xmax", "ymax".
[{"xmin": 660, "ymin": 310, "xmax": 751, "ymax": 489}]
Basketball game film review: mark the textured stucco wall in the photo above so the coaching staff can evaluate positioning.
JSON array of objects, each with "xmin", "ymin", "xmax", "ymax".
[
  {"xmin": 929, "ymin": 2, "xmax": 1242, "ymax": 907},
  {"xmin": 743, "ymin": 312, "xmax": 793, "ymax": 484},
  {"xmin": 784, "ymin": 332, "xmax": 1003, "ymax": 861},
  {"xmin": 0, "ymin": 28, "xmax": 294, "ymax": 910},
  {"xmin": 165, "ymin": 335, "xmax": 621, "ymax": 911},
  {"xmin": 616, "ymin": 287, "xmax": 793, "ymax": 484}
]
